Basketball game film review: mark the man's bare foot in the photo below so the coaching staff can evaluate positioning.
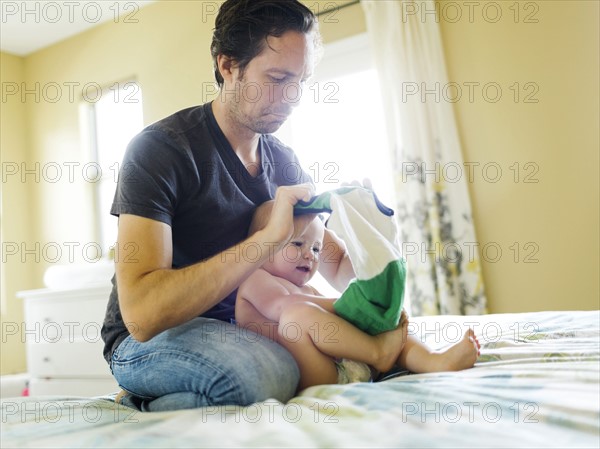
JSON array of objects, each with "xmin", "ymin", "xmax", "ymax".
[
  {"xmin": 433, "ymin": 329, "xmax": 481, "ymax": 372},
  {"xmin": 372, "ymin": 315, "xmax": 409, "ymax": 373}
]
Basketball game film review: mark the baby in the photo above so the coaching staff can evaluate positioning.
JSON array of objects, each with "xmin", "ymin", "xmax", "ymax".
[{"xmin": 235, "ymin": 201, "xmax": 480, "ymax": 391}]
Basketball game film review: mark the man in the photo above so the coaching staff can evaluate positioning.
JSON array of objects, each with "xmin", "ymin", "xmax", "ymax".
[{"xmin": 101, "ymin": 0, "xmax": 354, "ymax": 412}]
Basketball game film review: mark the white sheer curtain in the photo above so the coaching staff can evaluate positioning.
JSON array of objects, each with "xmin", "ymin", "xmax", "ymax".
[{"xmin": 362, "ymin": 0, "xmax": 487, "ymax": 315}]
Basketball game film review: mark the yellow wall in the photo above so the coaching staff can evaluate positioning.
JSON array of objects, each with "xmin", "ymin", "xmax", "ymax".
[
  {"xmin": 1, "ymin": 52, "xmax": 30, "ymax": 373},
  {"xmin": 308, "ymin": 1, "xmax": 367, "ymax": 42},
  {"xmin": 0, "ymin": 0, "xmax": 597, "ymax": 373},
  {"xmin": 438, "ymin": 0, "xmax": 599, "ymax": 313}
]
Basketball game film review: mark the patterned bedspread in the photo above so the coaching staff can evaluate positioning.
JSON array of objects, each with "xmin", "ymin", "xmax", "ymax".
[{"xmin": 2, "ymin": 310, "xmax": 599, "ymax": 448}]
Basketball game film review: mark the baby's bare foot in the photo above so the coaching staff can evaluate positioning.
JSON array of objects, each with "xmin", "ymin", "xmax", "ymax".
[
  {"xmin": 434, "ymin": 329, "xmax": 481, "ymax": 371},
  {"xmin": 372, "ymin": 316, "xmax": 409, "ymax": 373}
]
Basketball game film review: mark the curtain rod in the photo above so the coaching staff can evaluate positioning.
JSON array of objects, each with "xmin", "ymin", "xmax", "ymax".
[{"xmin": 316, "ymin": 0, "xmax": 360, "ymax": 17}]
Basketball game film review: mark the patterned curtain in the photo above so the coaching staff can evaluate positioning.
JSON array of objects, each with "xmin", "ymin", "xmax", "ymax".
[{"xmin": 361, "ymin": 0, "xmax": 487, "ymax": 315}]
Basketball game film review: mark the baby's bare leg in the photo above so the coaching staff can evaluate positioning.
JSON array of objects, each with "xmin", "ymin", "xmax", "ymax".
[
  {"xmin": 278, "ymin": 301, "xmax": 407, "ymax": 390},
  {"xmin": 398, "ymin": 329, "xmax": 481, "ymax": 373},
  {"xmin": 277, "ymin": 303, "xmax": 339, "ymax": 390}
]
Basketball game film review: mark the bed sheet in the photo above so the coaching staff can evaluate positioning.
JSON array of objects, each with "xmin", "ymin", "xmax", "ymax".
[{"xmin": 1, "ymin": 310, "xmax": 599, "ymax": 448}]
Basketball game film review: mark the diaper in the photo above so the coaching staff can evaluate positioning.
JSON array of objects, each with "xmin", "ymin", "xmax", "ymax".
[{"xmin": 336, "ymin": 359, "xmax": 372, "ymax": 384}]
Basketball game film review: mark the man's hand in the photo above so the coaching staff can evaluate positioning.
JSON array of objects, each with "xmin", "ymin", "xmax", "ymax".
[{"xmin": 262, "ymin": 184, "xmax": 314, "ymax": 248}]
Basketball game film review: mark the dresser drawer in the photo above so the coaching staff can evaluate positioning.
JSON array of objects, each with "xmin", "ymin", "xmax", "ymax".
[
  {"xmin": 24, "ymin": 298, "xmax": 108, "ymax": 342},
  {"xmin": 25, "ymin": 296, "xmax": 108, "ymax": 327},
  {"xmin": 27, "ymin": 339, "xmax": 112, "ymax": 377},
  {"xmin": 21, "ymin": 286, "xmax": 111, "ymax": 341}
]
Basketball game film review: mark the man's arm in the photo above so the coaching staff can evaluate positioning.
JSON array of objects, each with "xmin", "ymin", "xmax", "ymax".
[{"xmin": 116, "ymin": 184, "xmax": 313, "ymax": 342}]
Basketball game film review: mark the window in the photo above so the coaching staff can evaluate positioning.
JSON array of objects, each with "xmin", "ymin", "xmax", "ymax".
[
  {"xmin": 81, "ymin": 82, "xmax": 144, "ymax": 255},
  {"xmin": 275, "ymin": 33, "xmax": 395, "ymax": 295}
]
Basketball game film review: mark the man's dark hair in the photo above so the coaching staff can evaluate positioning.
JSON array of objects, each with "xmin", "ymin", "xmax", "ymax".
[{"xmin": 210, "ymin": 0, "xmax": 320, "ymax": 87}]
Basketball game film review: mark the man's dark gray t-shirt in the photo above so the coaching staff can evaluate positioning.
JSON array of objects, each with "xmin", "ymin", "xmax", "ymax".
[{"xmin": 101, "ymin": 102, "xmax": 312, "ymax": 363}]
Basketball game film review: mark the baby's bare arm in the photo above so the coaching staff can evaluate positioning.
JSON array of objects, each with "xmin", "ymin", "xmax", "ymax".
[
  {"xmin": 237, "ymin": 269, "xmax": 337, "ymax": 322},
  {"xmin": 235, "ymin": 297, "xmax": 279, "ymax": 341},
  {"xmin": 236, "ymin": 270, "xmax": 291, "ymax": 322}
]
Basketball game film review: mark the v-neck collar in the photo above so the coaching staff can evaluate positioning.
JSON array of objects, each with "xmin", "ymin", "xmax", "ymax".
[{"xmin": 204, "ymin": 102, "xmax": 267, "ymax": 184}]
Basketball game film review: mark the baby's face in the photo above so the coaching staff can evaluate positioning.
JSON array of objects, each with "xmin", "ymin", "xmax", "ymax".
[{"xmin": 264, "ymin": 218, "xmax": 324, "ymax": 287}]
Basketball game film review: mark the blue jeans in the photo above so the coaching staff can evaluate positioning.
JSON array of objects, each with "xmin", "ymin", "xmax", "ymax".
[{"xmin": 110, "ymin": 317, "xmax": 299, "ymax": 412}]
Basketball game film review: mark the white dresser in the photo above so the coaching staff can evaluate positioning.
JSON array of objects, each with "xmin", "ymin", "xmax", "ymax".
[{"xmin": 17, "ymin": 284, "xmax": 119, "ymax": 396}]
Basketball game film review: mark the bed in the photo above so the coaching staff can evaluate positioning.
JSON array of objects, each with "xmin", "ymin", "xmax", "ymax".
[{"xmin": 2, "ymin": 310, "xmax": 599, "ymax": 448}]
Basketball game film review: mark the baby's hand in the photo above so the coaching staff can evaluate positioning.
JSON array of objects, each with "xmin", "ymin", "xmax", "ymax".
[
  {"xmin": 399, "ymin": 309, "xmax": 409, "ymax": 345},
  {"xmin": 399, "ymin": 308, "xmax": 409, "ymax": 326}
]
